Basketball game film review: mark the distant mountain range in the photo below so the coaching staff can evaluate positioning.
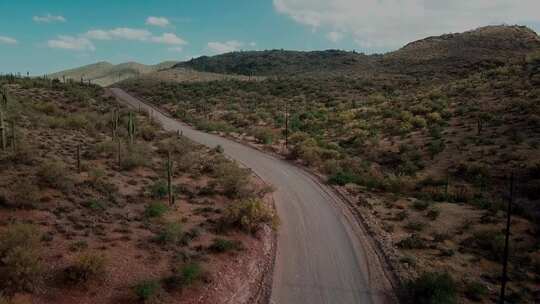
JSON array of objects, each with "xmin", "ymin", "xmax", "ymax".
[
  {"xmin": 49, "ymin": 25, "xmax": 540, "ymax": 86},
  {"xmin": 175, "ymin": 25, "xmax": 540, "ymax": 78},
  {"xmin": 47, "ymin": 61, "xmax": 178, "ymax": 87}
]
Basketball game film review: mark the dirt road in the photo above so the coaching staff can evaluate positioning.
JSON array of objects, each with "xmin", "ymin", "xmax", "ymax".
[{"xmin": 110, "ymin": 88, "xmax": 395, "ymax": 304}]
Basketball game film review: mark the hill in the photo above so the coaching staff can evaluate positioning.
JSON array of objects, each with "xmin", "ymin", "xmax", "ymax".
[
  {"xmin": 175, "ymin": 25, "xmax": 540, "ymax": 79},
  {"xmin": 0, "ymin": 76, "xmax": 275, "ymax": 303},
  {"xmin": 120, "ymin": 25, "xmax": 540, "ymax": 303},
  {"xmin": 48, "ymin": 61, "xmax": 178, "ymax": 87}
]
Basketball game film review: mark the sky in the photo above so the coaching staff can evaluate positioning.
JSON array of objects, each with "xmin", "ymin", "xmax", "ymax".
[{"xmin": 1, "ymin": 0, "xmax": 540, "ymax": 75}]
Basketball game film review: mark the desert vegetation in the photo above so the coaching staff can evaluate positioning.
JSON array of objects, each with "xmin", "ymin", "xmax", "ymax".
[
  {"xmin": 119, "ymin": 25, "xmax": 540, "ymax": 303},
  {"xmin": 0, "ymin": 75, "xmax": 276, "ymax": 303}
]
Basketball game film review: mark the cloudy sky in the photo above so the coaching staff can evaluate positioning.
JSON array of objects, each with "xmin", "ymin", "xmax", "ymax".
[{"xmin": 1, "ymin": 0, "xmax": 540, "ymax": 74}]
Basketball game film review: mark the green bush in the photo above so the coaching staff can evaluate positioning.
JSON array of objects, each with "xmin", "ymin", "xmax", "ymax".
[
  {"xmin": 0, "ymin": 223, "xmax": 42, "ymax": 292},
  {"xmin": 37, "ymin": 160, "xmax": 73, "ymax": 191},
  {"xmin": 467, "ymin": 230, "xmax": 505, "ymax": 261},
  {"xmin": 144, "ymin": 202, "xmax": 168, "ymax": 218},
  {"xmin": 148, "ymin": 180, "xmax": 168, "ymax": 199},
  {"xmin": 3, "ymin": 180, "xmax": 40, "ymax": 209},
  {"xmin": 328, "ymin": 170, "xmax": 359, "ymax": 186},
  {"xmin": 426, "ymin": 208, "xmax": 440, "ymax": 221},
  {"xmin": 65, "ymin": 253, "xmax": 106, "ymax": 284},
  {"xmin": 220, "ymin": 198, "xmax": 276, "ymax": 234},
  {"xmin": 412, "ymin": 200, "xmax": 430, "ymax": 211},
  {"xmin": 213, "ymin": 161, "xmax": 252, "ymax": 198},
  {"xmin": 165, "ymin": 262, "xmax": 203, "ymax": 290},
  {"xmin": 464, "ymin": 281, "xmax": 488, "ymax": 302},
  {"xmin": 402, "ymin": 272, "xmax": 457, "ymax": 304},
  {"xmin": 121, "ymin": 144, "xmax": 151, "ymax": 170},
  {"xmin": 397, "ymin": 234, "xmax": 427, "ymax": 249},
  {"xmin": 209, "ymin": 238, "xmax": 242, "ymax": 253},
  {"xmin": 134, "ymin": 280, "xmax": 163, "ymax": 303},
  {"xmin": 251, "ymin": 127, "xmax": 276, "ymax": 144},
  {"xmin": 156, "ymin": 222, "xmax": 183, "ymax": 245}
]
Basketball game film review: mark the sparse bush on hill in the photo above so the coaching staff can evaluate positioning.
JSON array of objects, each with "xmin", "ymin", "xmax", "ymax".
[
  {"xmin": 165, "ymin": 262, "xmax": 204, "ymax": 291},
  {"xmin": 219, "ymin": 198, "xmax": 276, "ymax": 233},
  {"xmin": 134, "ymin": 280, "xmax": 163, "ymax": 303},
  {"xmin": 401, "ymin": 272, "xmax": 457, "ymax": 304},
  {"xmin": 37, "ymin": 160, "xmax": 73, "ymax": 191},
  {"xmin": 213, "ymin": 161, "xmax": 252, "ymax": 198},
  {"xmin": 65, "ymin": 253, "xmax": 107, "ymax": 284},
  {"xmin": 0, "ymin": 223, "xmax": 42, "ymax": 292}
]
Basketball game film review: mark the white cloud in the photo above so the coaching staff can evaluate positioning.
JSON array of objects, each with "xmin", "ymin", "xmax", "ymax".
[
  {"xmin": 168, "ymin": 47, "xmax": 184, "ymax": 52},
  {"xmin": 326, "ymin": 31, "xmax": 343, "ymax": 43},
  {"xmin": 84, "ymin": 28, "xmax": 151, "ymax": 41},
  {"xmin": 0, "ymin": 36, "xmax": 18, "ymax": 45},
  {"xmin": 146, "ymin": 16, "xmax": 170, "ymax": 27},
  {"xmin": 151, "ymin": 33, "xmax": 187, "ymax": 45},
  {"xmin": 273, "ymin": 0, "xmax": 540, "ymax": 50},
  {"xmin": 47, "ymin": 35, "xmax": 95, "ymax": 51},
  {"xmin": 33, "ymin": 14, "xmax": 66, "ymax": 23},
  {"xmin": 207, "ymin": 40, "xmax": 244, "ymax": 54}
]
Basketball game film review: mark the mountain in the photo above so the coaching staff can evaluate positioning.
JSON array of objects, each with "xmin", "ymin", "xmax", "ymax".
[
  {"xmin": 175, "ymin": 25, "xmax": 540, "ymax": 79},
  {"xmin": 48, "ymin": 61, "xmax": 178, "ymax": 87},
  {"xmin": 174, "ymin": 50, "xmax": 377, "ymax": 77},
  {"xmin": 382, "ymin": 25, "xmax": 540, "ymax": 77}
]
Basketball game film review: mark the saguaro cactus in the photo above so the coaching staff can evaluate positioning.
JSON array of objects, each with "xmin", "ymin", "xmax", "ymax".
[
  {"xmin": 127, "ymin": 112, "xmax": 135, "ymax": 145},
  {"xmin": 167, "ymin": 151, "xmax": 174, "ymax": 205},
  {"xmin": 111, "ymin": 108, "xmax": 119, "ymax": 139},
  {"xmin": 10, "ymin": 121, "xmax": 15, "ymax": 152},
  {"xmin": 0, "ymin": 110, "xmax": 6, "ymax": 152},
  {"xmin": 117, "ymin": 138, "xmax": 122, "ymax": 168},
  {"xmin": 76, "ymin": 144, "xmax": 81, "ymax": 173}
]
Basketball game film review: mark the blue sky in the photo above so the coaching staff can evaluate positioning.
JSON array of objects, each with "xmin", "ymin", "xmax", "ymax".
[{"xmin": 1, "ymin": 0, "xmax": 539, "ymax": 75}]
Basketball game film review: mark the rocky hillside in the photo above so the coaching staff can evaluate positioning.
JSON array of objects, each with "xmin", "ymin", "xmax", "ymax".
[
  {"xmin": 48, "ymin": 61, "xmax": 178, "ymax": 87},
  {"xmin": 119, "ymin": 25, "xmax": 540, "ymax": 303},
  {"xmin": 383, "ymin": 25, "xmax": 540, "ymax": 77},
  {"xmin": 175, "ymin": 25, "xmax": 540, "ymax": 79}
]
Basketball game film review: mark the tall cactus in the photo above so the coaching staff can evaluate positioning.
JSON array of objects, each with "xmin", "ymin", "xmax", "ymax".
[
  {"xmin": 127, "ymin": 112, "xmax": 135, "ymax": 145},
  {"xmin": 111, "ymin": 108, "xmax": 119, "ymax": 139},
  {"xmin": 0, "ymin": 109, "xmax": 5, "ymax": 152},
  {"xmin": 76, "ymin": 144, "xmax": 81, "ymax": 173},
  {"xmin": 10, "ymin": 120, "xmax": 15, "ymax": 152},
  {"xmin": 167, "ymin": 151, "xmax": 174, "ymax": 205}
]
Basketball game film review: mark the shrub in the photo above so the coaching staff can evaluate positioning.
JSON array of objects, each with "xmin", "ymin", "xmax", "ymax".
[
  {"xmin": 2, "ymin": 180, "xmax": 40, "ymax": 209},
  {"xmin": 144, "ymin": 202, "xmax": 168, "ymax": 218},
  {"xmin": 121, "ymin": 144, "xmax": 151, "ymax": 170},
  {"xmin": 397, "ymin": 234, "xmax": 427, "ymax": 249},
  {"xmin": 251, "ymin": 127, "xmax": 276, "ymax": 144},
  {"xmin": 165, "ymin": 262, "xmax": 203, "ymax": 290},
  {"xmin": 464, "ymin": 281, "xmax": 488, "ymax": 302},
  {"xmin": 0, "ymin": 223, "xmax": 42, "ymax": 292},
  {"xmin": 65, "ymin": 253, "xmax": 106, "ymax": 284},
  {"xmin": 426, "ymin": 208, "xmax": 440, "ymax": 221},
  {"xmin": 428, "ymin": 140, "xmax": 446, "ymax": 158},
  {"xmin": 467, "ymin": 230, "xmax": 505, "ymax": 261},
  {"xmin": 209, "ymin": 238, "xmax": 242, "ymax": 253},
  {"xmin": 148, "ymin": 180, "xmax": 168, "ymax": 199},
  {"xmin": 134, "ymin": 280, "xmax": 163, "ymax": 303},
  {"xmin": 156, "ymin": 222, "xmax": 183, "ymax": 245},
  {"xmin": 213, "ymin": 161, "xmax": 252, "ymax": 198},
  {"xmin": 37, "ymin": 160, "xmax": 73, "ymax": 191},
  {"xmin": 412, "ymin": 200, "xmax": 430, "ymax": 211},
  {"xmin": 85, "ymin": 199, "xmax": 106, "ymax": 212},
  {"xmin": 220, "ymin": 198, "xmax": 276, "ymax": 234},
  {"xmin": 401, "ymin": 272, "xmax": 457, "ymax": 304},
  {"xmin": 328, "ymin": 170, "xmax": 359, "ymax": 186},
  {"xmin": 404, "ymin": 221, "xmax": 426, "ymax": 232}
]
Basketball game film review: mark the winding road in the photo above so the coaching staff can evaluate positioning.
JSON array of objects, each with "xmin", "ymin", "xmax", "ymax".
[{"xmin": 110, "ymin": 88, "xmax": 394, "ymax": 304}]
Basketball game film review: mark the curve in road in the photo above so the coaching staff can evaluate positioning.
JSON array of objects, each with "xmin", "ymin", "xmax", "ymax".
[{"xmin": 110, "ymin": 88, "xmax": 395, "ymax": 304}]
